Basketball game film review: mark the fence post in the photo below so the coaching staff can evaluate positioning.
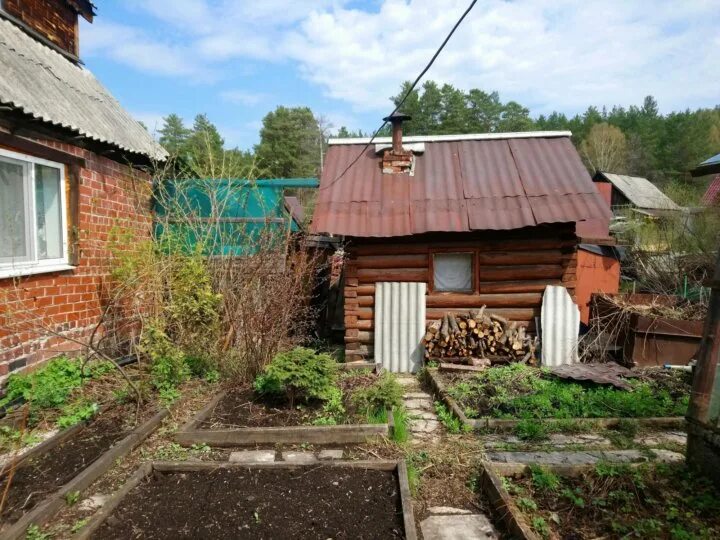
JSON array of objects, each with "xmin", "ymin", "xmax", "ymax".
[{"xmin": 686, "ymin": 250, "xmax": 720, "ymax": 485}]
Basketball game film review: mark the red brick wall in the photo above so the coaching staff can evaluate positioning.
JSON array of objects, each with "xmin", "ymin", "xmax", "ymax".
[
  {"xmin": 2, "ymin": 0, "xmax": 78, "ymax": 55},
  {"xmin": 0, "ymin": 138, "xmax": 152, "ymax": 380}
]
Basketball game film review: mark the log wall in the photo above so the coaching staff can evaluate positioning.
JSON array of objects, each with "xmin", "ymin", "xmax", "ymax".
[{"xmin": 343, "ymin": 224, "xmax": 577, "ymax": 362}]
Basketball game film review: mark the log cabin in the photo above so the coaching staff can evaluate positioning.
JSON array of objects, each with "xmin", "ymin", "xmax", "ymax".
[{"xmin": 311, "ymin": 113, "xmax": 613, "ymax": 371}]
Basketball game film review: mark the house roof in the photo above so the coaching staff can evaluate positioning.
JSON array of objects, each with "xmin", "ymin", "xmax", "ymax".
[
  {"xmin": 692, "ymin": 152, "xmax": 720, "ymax": 177},
  {"xmin": 0, "ymin": 18, "xmax": 167, "ymax": 161},
  {"xmin": 312, "ymin": 132, "xmax": 611, "ymax": 237},
  {"xmin": 702, "ymin": 175, "xmax": 720, "ymax": 206},
  {"xmin": 595, "ymin": 172, "xmax": 680, "ymax": 210}
]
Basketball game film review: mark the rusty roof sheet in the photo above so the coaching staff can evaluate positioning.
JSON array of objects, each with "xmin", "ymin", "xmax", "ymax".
[{"xmin": 312, "ymin": 133, "xmax": 611, "ymax": 237}]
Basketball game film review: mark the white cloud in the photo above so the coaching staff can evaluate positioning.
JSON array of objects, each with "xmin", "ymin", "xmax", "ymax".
[
  {"xmin": 220, "ymin": 90, "xmax": 268, "ymax": 106},
  {"xmin": 85, "ymin": 1, "xmax": 720, "ymax": 116},
  {"xmin": 285, "ymin": 0, "xmax": 720, "ymax": 114}
]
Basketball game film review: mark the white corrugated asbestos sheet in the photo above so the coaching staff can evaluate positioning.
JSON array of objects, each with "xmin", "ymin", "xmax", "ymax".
[
  {"xmin": 374, "ymin": 282, "xmax": 426, "ymax": 373},
  {"xmin": 541, "ymin": 286, "xmax": 580, "ymax": 366},
  {"xmin": 0, "ymin": 19, "xmax": 167, "ymax": 161}
]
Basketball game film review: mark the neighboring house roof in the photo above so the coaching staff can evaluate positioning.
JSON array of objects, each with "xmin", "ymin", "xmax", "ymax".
[
  {"xmin": 702, "ymin": 175, "xmax": 720, "ymax": 206},
  {"xmin": 691, "ymin": 152, "xmax": 720, "ymax": 177},
  {"xmin": 595, "ymin": 172, "xmax": 680, "ymax": 210},
  {"xmin": 312, "ymin": 132, "xmax": 611, "ymax": 237},
  {"xmin": 0, "ymin": 18, "xmax": 167, "ymax": 161},
  {"xmin": 283, "ymin": 196, "xmax": 305, "ymax": 227}
]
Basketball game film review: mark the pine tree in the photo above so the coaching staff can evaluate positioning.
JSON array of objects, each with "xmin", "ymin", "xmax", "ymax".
[{"xmin": 158, "ymin": 114, "xmax": 191, "ymax": 155}]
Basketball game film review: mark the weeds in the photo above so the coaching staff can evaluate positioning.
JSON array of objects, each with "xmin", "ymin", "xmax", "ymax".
[
  {"xmin": 56, "ymin": 400, "xmax": 99, "ymax": 429},
  {"xmin": 64, "ymin": 491, "xmax": 80, "ymax": 506},
  {"xmin": 25, "ymin": 525, "xmax": 49, "ymax": 540},
  {"xmin": 446, "ymin": 363, "xmax": 689, "ymax": 420},
  {"xmin": 71, "ymin": 519, "xmax": 88, "ymax": 534},
  {"xmin": 434, "ymin": 401, "xmax": 466, "ymax": 434},
  {"xmin": 515, "ymin": 419, "xmax": 549, "ymax": 441},
  {"xmin": 529, "ymin": 465, "xmax": 560, "ymax": 492},
  {"xmin": 351, "ymin": 372, "xmax": 403, "ymax": 416}
]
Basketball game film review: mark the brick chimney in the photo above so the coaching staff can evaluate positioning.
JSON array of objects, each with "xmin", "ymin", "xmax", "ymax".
[
  {"xmin": 382, "ymin": 111, "xmax": 413, "ymax": 174},
  {"xmin": 1, "ymin": 0, "xmax": 95, "ymax": 58}
]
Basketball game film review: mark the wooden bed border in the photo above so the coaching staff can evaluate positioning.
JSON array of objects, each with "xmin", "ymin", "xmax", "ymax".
[
  {"xmin": 426, "ymin": 368, "xmax": 686, "ymax": 431},
  {"xmin": 176, "ymin": 363, "xmax": 393, "ymax": 446},
  {"xmin": 0, "ymin": 408, "xmax": 169, "ymax": 540},
  {"xmin": 76, "ymin": 460, "xmax": 418, "ymax": 540}
]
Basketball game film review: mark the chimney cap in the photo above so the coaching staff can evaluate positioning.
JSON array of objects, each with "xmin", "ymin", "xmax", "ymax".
[{"xmin": 383, "ymin": 111, "xmax": 412, "ymax": 123}]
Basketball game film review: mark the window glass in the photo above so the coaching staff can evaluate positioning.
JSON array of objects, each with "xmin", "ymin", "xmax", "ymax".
[
  {"xmin": 0, "ymin": 158, "xmax": 30, "ymax": 261},
  {"xmin": 433, "ymin": 253, "xmax": 473, "ymax": 292},
  {"xmin": 35, "ymin": 164, "xmax": 63, "ymax": 260}
]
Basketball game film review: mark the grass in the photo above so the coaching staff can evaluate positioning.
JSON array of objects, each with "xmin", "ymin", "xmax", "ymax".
[{"xmin": 445, "ymin": 363, "xmax": 689, "ymax": 420}]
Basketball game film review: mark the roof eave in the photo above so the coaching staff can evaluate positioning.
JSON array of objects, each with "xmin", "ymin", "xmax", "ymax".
[{"xmin": 328, "ymin": 130, "xmax": 572, "ymax": 146}]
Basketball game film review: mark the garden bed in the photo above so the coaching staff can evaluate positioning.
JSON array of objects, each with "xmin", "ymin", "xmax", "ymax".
[
  {"xmin": 481, "ymin": 461, "xmax": 720, "ymax": 539},
  {"xmin": 177, "ymin": 365, "xmax": 396, "ymax": 445},
  {"xmin": 0, "ymin": 403, "xmax": 167, "ymax": 539},
  {"xmin": 427, "ymin": 365, "xmax": 689, "ymax": 432},
  {"xmin": 76, "ymin": 460, "xmax": 417, "ymax": 539}
]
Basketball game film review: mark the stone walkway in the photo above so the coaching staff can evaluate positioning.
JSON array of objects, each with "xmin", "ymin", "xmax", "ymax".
[
  {"xmin": 486, "ymin": 448, "xmax": 685, "ymax": 466},
  {"xmin": 398, "ymin": 375, "xmax": 500, "ymax": 539},
  {"xmin": 398, "ymin": 375, "xmax": 442, "ymax": 444}
]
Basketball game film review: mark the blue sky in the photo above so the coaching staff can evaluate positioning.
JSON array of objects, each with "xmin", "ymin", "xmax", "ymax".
[{"xmin": 81, "ymin": 1, "xmax": 720, "ymax": 151}]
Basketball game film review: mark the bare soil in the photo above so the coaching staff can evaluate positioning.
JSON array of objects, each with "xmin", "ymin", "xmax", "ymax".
[
  {"xmin": 0, "ymin": 403, "xmax": 154, "ymax": 525},
  {"xmin": 94, "ymin": 467, "xmax": 406, "ymax": 539},
  {"xmin": 202, "ymin": 373, "xmax": 379, "ymax": 429}
]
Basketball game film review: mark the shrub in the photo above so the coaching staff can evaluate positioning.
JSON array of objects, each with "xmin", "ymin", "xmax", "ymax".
[
  {"xmin": 253, "ymin": 347, "xmax": 337, "ymax": 406},
  {"xmin": 351, "ymin": 372, "xmax": 403, "ymax": 415},
  {"xmin": 139, "ymin": 322, "xmax": 190, "ymax": 393},
  {"xmin": 56, "ymin": 400, "xmax": 99, "ymax": 429},
  {"xmin": 515, "ymin": 419, "xmax": 549, "ymax": 441}
]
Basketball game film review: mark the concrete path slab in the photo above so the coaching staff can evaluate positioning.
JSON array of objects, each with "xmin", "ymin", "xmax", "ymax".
[
  {"xmin": 486, "ymin": 449, "xmax": 649, "ymax": 465},
  {"xmin": 282, "ymin": 451, "xmax": 317, "ymax": 464},
  {"xmin": 421, "ymin": 514, "xmax": 499, "ymax": 539},
  {"xmin": 318, "ymin": 449, "xmax": 344, "ymax": 460},
  {"xmin": 228, "ymin": 450, "xmax": 276, "ymax": 464}
]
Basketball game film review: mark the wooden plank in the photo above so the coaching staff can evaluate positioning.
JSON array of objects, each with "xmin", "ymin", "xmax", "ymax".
[
  {"xmin": 480, "ymin": 466, "xmax": 540, "ymax": 540},
  {"xmin": 153, "ymin": 460, "xmax": 400, "ymax": 472},
  {"xmin": 426, "ymin": 293, "xmax": 541, "ymax": 308},
  {"xmin": 0, "ymin": 132, "xmax": 86, "ymax": 167},
  {"xmin": 74, "ymin": 463, "xmax": 153, "ymax": 540},
  {"xmin": 2, "ymin": 408, "xmax": 169, "ymax": 540},
  {"xmin": 356, "ymin": 254, "xmax": 428, "ymax": 269},
  {"xmin": 480, "ymin": 265, "xmax": 564, "ymax": 281},
  {"xmin": 357, "ymin": 268, "xmax": 428, "ymax": 283},
  {"xmin": 179, "ymin": 391, "xmax": 226, "ymax": 432},
  {"xmin": 477, "ymin": 250, "xmax": 564, "ymax": 265},
  {"xmin": 175, "ymin": 423, "xmax": 389, "ymax": 446},
  {"xmin": 425, "ymin": 308, "xmax": 538, "ymax": 322},
  {"xmin": 351, "ymin": 238, "xmax": 575, "ymax": 256},
  {"xmin": 397, "ymin": 461, "xmax": 418, "ymax": 540}
]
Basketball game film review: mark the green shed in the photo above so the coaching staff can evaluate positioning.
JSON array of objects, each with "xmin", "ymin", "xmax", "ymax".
[{"xmin": 154, "ymin": 178, "xmax": 318, "ymax": 256}]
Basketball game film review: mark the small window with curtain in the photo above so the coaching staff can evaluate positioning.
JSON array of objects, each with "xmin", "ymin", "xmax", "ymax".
[
  {"xmin": 432, "ymin": 252, "xmax": 474, "ymax": 293},
  {"xmin": 0, "ymin": 148, "xmax": 68, "ymax": 278}
]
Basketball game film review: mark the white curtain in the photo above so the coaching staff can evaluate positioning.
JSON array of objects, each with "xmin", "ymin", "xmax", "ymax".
[
  {"xmin": 433, "ymin": 253, "xmax": 472, "ymax": 291},
  {"xmin": 0, "ymin": 159, "xmax": 28, "ymax": 261}
]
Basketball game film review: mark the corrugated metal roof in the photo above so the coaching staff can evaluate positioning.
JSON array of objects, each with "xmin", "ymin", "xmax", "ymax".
[
  {"xmin": 0, "ymin": 18, "xmax": 167, "ymax": 161},
  {"xmin": 598, "ymin": 172, "xmax": 680, "ymax": 210},
  {"xmin": 312, "ymin": 133, "xmax": 611, "ymax": 237},
  {"xmin": 692, "ymin": 152, "xmax": 720, "ymax": 177}
]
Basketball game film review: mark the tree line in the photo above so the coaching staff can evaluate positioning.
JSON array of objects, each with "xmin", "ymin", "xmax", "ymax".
[{"xmin": 155, "ymin": 80, "xmax": 719, "ymax": 187}]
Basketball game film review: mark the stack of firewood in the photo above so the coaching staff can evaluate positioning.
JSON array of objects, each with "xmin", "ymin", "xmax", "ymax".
[{"xmin": 424, "ymin": 306, "xmax": 538, "ymax": 364}]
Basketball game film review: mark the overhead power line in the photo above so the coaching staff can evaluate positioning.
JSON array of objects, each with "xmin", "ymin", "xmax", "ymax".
[{"xmin": 320, "ymin": 0, "xmax": 478, "ymax": 190}]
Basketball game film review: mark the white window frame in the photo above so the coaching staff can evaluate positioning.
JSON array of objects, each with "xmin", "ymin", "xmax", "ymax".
[{"xmin": 0, "ymin": 148, "xmax": 72, "ymax": 279}]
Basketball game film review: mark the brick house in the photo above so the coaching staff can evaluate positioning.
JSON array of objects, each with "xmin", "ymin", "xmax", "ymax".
[{"xmin": 0, "ymin": 1, "xmax": 167, "ymax": 380}]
